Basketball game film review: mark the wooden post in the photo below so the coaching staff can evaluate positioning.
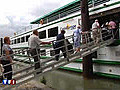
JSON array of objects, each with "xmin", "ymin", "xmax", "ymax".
[{"xmin": 81, "ymin": 0, "xmax": 93, "ymax": 78}]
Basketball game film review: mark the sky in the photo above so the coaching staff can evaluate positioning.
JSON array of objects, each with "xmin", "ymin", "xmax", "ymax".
[{"xmin": 0, "ymin": 0, "xmax": 74, "ymax": 38}]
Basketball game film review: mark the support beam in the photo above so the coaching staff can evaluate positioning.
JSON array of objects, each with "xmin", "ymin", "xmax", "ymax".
[{"xmin": 81, "ymin": 0, "xmax": 93, "ymax": 78}]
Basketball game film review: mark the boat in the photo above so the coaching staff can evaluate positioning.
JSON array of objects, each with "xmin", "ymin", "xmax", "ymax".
[{"xmin": 10, "ymin": 0, "xmax": 120, "ymax": 79}]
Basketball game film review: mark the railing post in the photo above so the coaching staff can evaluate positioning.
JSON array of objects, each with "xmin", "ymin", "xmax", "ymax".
[
  {"xmin": 92, "ymin": 0, "xmax": 95, "ymax": 7},
  {"xmin": 47, "ymin": 18, "xmax": 48, "ymax": 23},
  {"xmin": 64, "ymin": 39, "xmax": 69, "ymax": 61},
  {"xmin": 36, "ymin": 46, "xmax": 42, "ymax": 73},
  {"xmin": 111, "ymin": 29, "xmax": 114, "ymax": 39},
  {"xmin": 59, "ymin": 13, "xmax": 60, "ymax": 18},
  {"xmin": 27, "ymin": 49, "xmax": 32, "ymax": 66},
  {"xmin": 85, "ymin": 33, "xmax": 89, "ymax": 47},
  {"xmin": 99, "ymin": 28, "xmax": 103, "ymax": 42}
]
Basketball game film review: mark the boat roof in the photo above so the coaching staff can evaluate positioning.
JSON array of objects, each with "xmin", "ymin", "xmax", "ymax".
[
  {"xmin": 30, "ymin": 0, "xmax": 81, "ymax": 24},
  {"xmin": 30, "ymin": 0, "xmax": 111, "ymax": 24}
]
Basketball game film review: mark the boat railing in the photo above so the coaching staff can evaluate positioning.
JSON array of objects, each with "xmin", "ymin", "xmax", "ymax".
[{"xmin": 0, "ymin": 28, "xmax": 114, "ymax": 89}]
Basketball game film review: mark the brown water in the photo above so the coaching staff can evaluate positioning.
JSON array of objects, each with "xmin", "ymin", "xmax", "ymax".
[{"xmin": 40, "ymin": 70, "xmax": 120, "ymax": 90}]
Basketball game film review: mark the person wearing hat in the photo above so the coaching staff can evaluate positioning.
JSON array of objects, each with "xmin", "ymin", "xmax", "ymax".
[
  {"xmin": 55, "ymin": 30, "xmax": 67, "ymax": 61},
  {"xmin": 92, "ymin": 19, "xmax": 100, "ymax": 44},
  {"xmin": 108, "ymin": 20, "xmax": 117, "ymax": 39}
]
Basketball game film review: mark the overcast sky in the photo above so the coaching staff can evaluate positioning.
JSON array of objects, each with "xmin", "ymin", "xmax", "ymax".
[{"xmin": 0, "ymin": 0, "xmax": 75, "ymax": 38}]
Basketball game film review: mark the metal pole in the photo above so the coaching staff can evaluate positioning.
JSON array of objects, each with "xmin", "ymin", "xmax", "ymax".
[
  {"xmin": 64, "ymin": 39, "xmax": 69, "ymax": 61},
  {"xmin": 81, "ymin": 0, "xmax": 93, "ymax": 78}
]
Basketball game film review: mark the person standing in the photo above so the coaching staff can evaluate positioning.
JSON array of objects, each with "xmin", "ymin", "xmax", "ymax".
[
  {"xmin": 108, "ymin": 20, "xmax": 117, "ymax": 39},
  {"xmin": 92, "ymin": 19, "xmax": 100, "ymax": 44},
  {"xmin": 28, "ymin": 30, "xmax": 51, "ymax": 72},
  {"xmin": 55, "ymin": 30, "xmax": 67, "ymax": 61},
  {"xmin": 73, "ymin": 25, "xmax": 82, "ymax": 53},
  {"xmin": 1, "ymin": 37, "xmax": 13, "ymax": 80}
]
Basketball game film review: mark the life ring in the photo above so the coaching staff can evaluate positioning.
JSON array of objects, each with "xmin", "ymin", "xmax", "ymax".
[
  {"xmin": 40, "ymin": 19, "xmax": 44, "ymax": 25},
  {"xmin": 14, "ymin": 32, "xmax": 16, "ymax": 35}
]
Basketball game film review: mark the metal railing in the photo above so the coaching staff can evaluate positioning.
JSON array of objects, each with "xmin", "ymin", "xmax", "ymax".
[{"xmin": 0, "ymin": 28, "xmax": 114, "ymax": 89}]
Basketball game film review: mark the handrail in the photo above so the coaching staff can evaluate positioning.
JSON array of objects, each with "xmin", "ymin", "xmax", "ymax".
[{"xmin": 1, "ymin": 28, "xmax": 114, "ymax": 89}]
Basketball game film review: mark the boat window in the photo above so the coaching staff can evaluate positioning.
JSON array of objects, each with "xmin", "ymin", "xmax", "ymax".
[
  {"xmin": 12, "ymin": 40, "xmax": 14, "ymax": 44},
  {"xmin": 14, "ymin": 39, "xmax": 16, "ymax": 44},
  {"xmin": 39, "ymin": 30, "xmax": 46, "ymax": 39},
  {"xmin": 11, "ymin": 40, "xmax": 13, "ymax": 45},
  {"xmin": 48, "ymin": 14, "xmax": 59, "ymax": 23},
  {"xmin": 78, "ymin": 19, "xmax": 81, "ymax": 25},
  {"xmin": 48, "ymin": 27, "xmax": 58, "ymax": 38},
  {"xmin": 26, "ymin": 35, "xmax": 30, "ymax": 42},
  {"xmin": 17, "ymin": 38, "xmax": 20, "ymax": 43},
  {"xmin": 21, "ymin": 37, "xmax": 25, "ymax": 43},
  {"xmin": 94, "ymin": 0, "xmax": 110, "ymax": 6},
  {"xmin": 60, "ymin": 5, "xmax": 80, "ymax": 18}
]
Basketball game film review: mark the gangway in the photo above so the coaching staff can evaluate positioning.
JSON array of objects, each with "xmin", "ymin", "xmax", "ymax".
[{"xmin": 0, "ymin": 29, "xmax": 114, "ymax": 89}]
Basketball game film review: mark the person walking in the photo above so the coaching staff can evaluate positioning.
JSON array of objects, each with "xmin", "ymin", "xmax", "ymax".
[
  {"xmin": 28, "ymin": 30, "xmax": 51, "ymax": 73},
  {"xmin": 73, "ymin": 25, "xmax": 82, "ymax": 53},
  {"xmin": 92, "ymin": 19, "xmax": 100, "ymax": 44},
  {"xmin": 55, "ymin": 30, "xmax": 67, "ymax": 61}
]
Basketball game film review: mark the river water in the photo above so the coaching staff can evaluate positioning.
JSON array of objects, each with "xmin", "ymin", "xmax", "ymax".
[{"xmin": 39, "ymin": 70, "xmax": 120, "ymax": 90}]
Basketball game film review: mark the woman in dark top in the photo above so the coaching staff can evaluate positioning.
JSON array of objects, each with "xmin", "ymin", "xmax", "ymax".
[
  {"xmin": 55, "ymin": 30, "xmax": 67, "ymax": 61},
  {"xmin": 1, "ymin": 37, "xmax": 13, "ymax": 80}
]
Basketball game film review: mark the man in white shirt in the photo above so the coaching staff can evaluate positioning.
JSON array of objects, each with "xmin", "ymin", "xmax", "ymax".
[
  {"xmin": 92, "ymin": 19, "xmax": 100, "ymax": 44},
  {"xmin": 28, "ymin": 30, "xmax": 51, "ymax": 72}
]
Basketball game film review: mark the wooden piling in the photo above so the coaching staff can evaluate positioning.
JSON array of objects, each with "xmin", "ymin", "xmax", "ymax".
[{"xmin": 81, "ymin": 0, "xmax": 93, "ymax": 78}]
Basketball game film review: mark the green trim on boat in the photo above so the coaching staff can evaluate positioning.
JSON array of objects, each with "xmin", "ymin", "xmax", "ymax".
[
  {"xmin": 107, "ymin": 39, "xmax": 120, "ymax": 46},
  {"xmin": 60, "ymin": 67, "xmax": 120, "ymax": 79},
  {"xmin": 75, "ymin": 59, "xmax": 120, "ymax": 65},
  {"xmin": 93, "ymin": 60, "xmax": 120, "ymax": 65},
  {"xmin": 94, "ymin": 72, "xmax": 120, "ymax": 79},
  {"xmin": 75, "ymin": 59, "xmax": 82, "ymax": 62},
  {"xmin": 60, "ymin": 67, "xmax": 83, "ymax": 73},
  {"xmin": 13, "ymin": 55, "xmax": 120, "ymax": 65},
  {"xmin": 12, "ymin": 47, "xmax": 28, "ymax": 49},
  {"xmin": 41, "ymin": 44, "xmax": 52, "ymax": 47}
]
